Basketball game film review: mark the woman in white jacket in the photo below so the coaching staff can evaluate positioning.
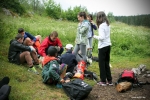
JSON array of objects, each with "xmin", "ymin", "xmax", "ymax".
[{"xmin": 93, "ymin": 11, "xmax": 113, "ymax": 86}]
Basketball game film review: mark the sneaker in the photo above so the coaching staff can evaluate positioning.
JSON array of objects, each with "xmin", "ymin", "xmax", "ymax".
[
  {"xmin": 35, "ymin": 64, "xmax": 42, "ymax": 70},
  {"xmin": 107, "ymin": 81, "xmax": 113, "ymax": 86},
  {"xmin": 97, "ymin": 81, "xmax": 107, "ymax": 86},
  {"xmin": 28, "ymin": 67, "xmax": 39, "ymax": 75},
  {"xmin": 56, "ymin": 83, "xmax": 62, "ymax": 88}
]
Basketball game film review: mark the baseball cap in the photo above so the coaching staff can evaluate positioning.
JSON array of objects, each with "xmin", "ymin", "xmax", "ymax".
[{"xmin": 65, "ymin": 44, "xmax": 73, "ymax": 49}]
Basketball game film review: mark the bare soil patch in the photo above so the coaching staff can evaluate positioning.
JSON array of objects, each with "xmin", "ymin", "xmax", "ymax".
[{"xmin": 85, "ymin": 68, "xmax": 150, "ymax": 100}]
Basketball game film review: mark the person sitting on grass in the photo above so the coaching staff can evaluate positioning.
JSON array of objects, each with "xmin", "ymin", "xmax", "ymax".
[
  {"xmin": 42, "ymin": 46, "xmax": 69, "ymax": 88},
  {"xmin": 59, "ymin": 44, "xmax": 78, "ymax": 74},
  {"xmin": 38, "ymin": 31, "xmax": 64, "ymax": 57},
  {"xmin": 8, "ymin": 34, "xmax": 42, "ymax": 75},
  {"xmin": 18, "ymin": 28, "xmax": 42, "ymax": 52}
]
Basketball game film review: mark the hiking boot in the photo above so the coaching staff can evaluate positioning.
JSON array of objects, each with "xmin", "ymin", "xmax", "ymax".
[
  {"xmin": 28, "ymin": 67, "xmax": 39, "ymax": 75},
  {"xmin": 107, "ymin": 81, "xmax": 113, "ymax": 86},
  {"xmin": 97, "ymin": 81, "xmax": 107, "ymax": 86},
  {"xmin": 56, "ymin": 83, "xmax": 62, "ymax": 88}
]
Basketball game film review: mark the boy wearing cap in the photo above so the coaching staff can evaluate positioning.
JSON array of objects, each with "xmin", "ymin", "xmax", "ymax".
[
  {"xmin": 42, "ymin": 46, "xmax": 68, "ymax": 88},
  {"xmin": 60, "ymin": 44, "xmax": 78, "ymax": 73}
]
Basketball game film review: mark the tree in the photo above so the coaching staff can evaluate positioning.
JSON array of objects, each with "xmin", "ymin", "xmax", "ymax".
[
  {"xmin": 107, "ymin": 12, "xmax": 115, "ymax": 23},
  {"xmin": 45, "ymin": 0, "xmax": 61, "ymax": 19}
]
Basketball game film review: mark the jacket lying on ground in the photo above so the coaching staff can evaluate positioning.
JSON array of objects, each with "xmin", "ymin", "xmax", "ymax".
[
  {"xmin": 8, "ymin": 39, "xmax": 31, "ymax": 64},
  {"xmin": 38, "ymin": 36, "xmax": 62, "ymax": 57},
  {"xmin": 42, "ymin": 56, "xmax": 61, "ymax": 83}
]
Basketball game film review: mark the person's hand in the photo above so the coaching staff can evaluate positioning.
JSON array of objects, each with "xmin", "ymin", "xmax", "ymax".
[
  {"xmin": 91, "ymin": 20, "xmax": 95, "ymax": 25},
  {"xmin": 78, "ymin": 22, "xmax": 81, "ymax": 26},
  {"xmin": 29, "ymin": 46, "xmax": 36, "ymax": 54},
  {"xmin": 93, "ymin": 35, "xmax": 96, "ymax": 39},
  {"xmin": 28, "ymin": 41, "xmax": 34, "ymax": 46},
  {"xmin": 57, "ymin": 46, "xmax": 60, "ymax": 51},
  {"xmin": 60, "ymin": 78, "xmax": 65, "ymax": 83}
]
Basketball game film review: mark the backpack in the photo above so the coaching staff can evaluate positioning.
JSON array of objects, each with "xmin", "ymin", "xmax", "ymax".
[
  {"xmin": 73, "ymin": 60, "xmax": 86, "ymax": 80},
  {"xmin": 116, "ymin": 70, "xmax": 140, "ymax": 87},
  {"xmin": 84, "ymin": 70, "xmax": 98, "ymax": 82},
  {"xmin": 62, "ymin": 79, "xmax": 92, "ymax": 100}
]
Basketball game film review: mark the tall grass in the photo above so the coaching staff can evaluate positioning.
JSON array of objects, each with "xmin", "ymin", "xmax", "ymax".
[{"xmin": 0, "ymin": 10, "xmax": 150, "ymax": 100}]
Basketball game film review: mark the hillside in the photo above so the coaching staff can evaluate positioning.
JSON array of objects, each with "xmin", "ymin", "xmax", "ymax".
[{"xmin": 0, "ymin": 11, "xmax": 150, "ymax": 100}]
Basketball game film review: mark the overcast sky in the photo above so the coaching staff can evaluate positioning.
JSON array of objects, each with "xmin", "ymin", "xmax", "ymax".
[{"xmin": 54, "ymin": 0, "xmax": 150, "ymax": 16}]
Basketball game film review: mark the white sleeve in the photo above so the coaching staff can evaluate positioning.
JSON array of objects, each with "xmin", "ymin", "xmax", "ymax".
[{"xmin": 93, "ymin": 25, "xmax": 105, "ymax": 41}]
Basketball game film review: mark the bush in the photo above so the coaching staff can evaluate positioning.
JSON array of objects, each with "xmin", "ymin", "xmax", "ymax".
[{"xmin": 0, "ymin": 0, "xmax": 26, "ymax": 15}]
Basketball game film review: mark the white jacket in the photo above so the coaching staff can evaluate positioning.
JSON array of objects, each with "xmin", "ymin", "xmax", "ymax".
[{"xmin": 93, "ymin": 22, "xmax": 111, "ymax": 49}]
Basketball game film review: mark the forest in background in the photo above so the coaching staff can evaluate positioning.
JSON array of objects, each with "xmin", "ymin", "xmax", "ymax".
[{"xmin": 0, "ymin": 0, "xmax": 150, "ymax": 27}]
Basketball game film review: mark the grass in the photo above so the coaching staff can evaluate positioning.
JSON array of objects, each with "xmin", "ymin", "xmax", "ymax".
[{"xmin": 0, "ymin": 10, "xmax": 150, "ymax": 100}]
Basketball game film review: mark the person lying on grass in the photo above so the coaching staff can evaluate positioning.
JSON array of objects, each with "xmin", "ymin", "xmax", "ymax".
[
  {"xmin": 42, "ymin": 46, "xmax": 70, "ymax": 88},
  {"xmin": 18, "ymin": 28, "xmax": 42, "ymax": 53},
  {"xmin": 8, "ymin": 34, "xmax": 42, "ymax": 75}
]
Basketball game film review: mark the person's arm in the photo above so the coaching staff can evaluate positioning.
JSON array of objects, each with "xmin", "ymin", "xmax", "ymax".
[
  {"xmin": 38, "ymin": 38, "xmax": 49, "ymax": 57},
  {"xmin": 78, "ymin": 22, "xmax": 89, "ymax": 35},
  {"xmin": 92, "ymin": 23, "xmax": 97, "ymax": 30},
  {"xmin": 93, "ymin": 25, "xmax": 105, "ymax": 41},
  {"xmin": 13, "ymin": 41, "xmax": 31, "ymax": 52},
  {"xmin": 56, "ymin": 38, "xmax": 62, "ymax": 48},
  {"xmin": 25, "ymin": 32, "xmax": 36, "ymax": 42},
  {"xmin": 49, "ymin": 63, "xmax": 61, "ymax": 82}
]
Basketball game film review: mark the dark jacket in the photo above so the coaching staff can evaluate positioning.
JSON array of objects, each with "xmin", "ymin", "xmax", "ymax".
[
  {"xmin": 8, "ymin": 39, "xmax": 31, "ymax": 64},
  {"xmin": 60, "ymin": 50, "xmax": 78, "ymax": 73},
  {"xmin": 91, "ymin": 23, "xmax": 97, "ymax": 36}
]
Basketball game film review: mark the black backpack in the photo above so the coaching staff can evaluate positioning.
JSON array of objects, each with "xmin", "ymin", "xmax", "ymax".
[{"xmin": 62, "ymin": 79, "xmax": 92, "ymax": 100}]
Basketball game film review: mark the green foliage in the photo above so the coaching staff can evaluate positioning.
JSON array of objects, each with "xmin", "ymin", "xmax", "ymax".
[
  {"xmin": 0, "ymin": 0, "xmax": 26, "ymax": 15},
  {"xmin": 0, "ymin": 11, "xmax": 150, "ymax": 100},
  {"xmin": 65, "ymin": 6, "xmax": 88, "ymax": 22},
  {"xmin": 107, "ymin": 12, "xmax": 115, "ymax": 23},
  {"xmin": 45, "ymin": 0, "xmax": 61, "ymax": 19},
  {"xmin": 115, "ymin": 14, "xmax": 150, "ymax": 28},
  {"xmin": 110, "ymin": 22, "xmax": 150, "ymax": 57}
]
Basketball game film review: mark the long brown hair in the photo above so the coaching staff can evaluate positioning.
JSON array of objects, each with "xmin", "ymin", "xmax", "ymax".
[{"xmin": 96, "ymin": 11, "xmax": 109, "ymax": 28}]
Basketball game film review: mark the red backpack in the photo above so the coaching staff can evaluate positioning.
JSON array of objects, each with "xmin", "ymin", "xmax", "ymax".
[{"xmin": 116, "ymin": 70, "xmax": 139, "ymax": 85}]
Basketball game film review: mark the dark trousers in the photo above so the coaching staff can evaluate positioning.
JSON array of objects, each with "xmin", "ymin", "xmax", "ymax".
[
  {"xmin": 98, "ymin": 46, "xmax": 112, "ymax": 82},
  {"xmin": 0, "ymin": 85, "xmax": 11, "ymax": 100},
  {"xmin": 0, "ymin": 77, "xmax": 11, "ymax": 100}
]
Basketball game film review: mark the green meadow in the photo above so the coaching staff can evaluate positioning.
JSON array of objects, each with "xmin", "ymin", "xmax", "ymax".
[{"xmin": 0, "ymin": 11, "xmax": 150, "ymax": 100}]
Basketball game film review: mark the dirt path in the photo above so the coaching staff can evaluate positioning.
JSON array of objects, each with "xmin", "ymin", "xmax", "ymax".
[{"xmin": 85, "ymin": 68, "xmax": 150, "ymax": 100}]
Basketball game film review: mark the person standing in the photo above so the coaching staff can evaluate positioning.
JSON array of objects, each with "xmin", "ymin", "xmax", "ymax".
[
  {"xmin": 87, "ymin": 14, "xmax": 97, "ymax": 59},
  {"xmin": 93, "ymin": 11, "xmax": 113, "ymax": 86},
  {"xmin": 73, "ymin": 12, "xmax": 90, "ymax": 62}
]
